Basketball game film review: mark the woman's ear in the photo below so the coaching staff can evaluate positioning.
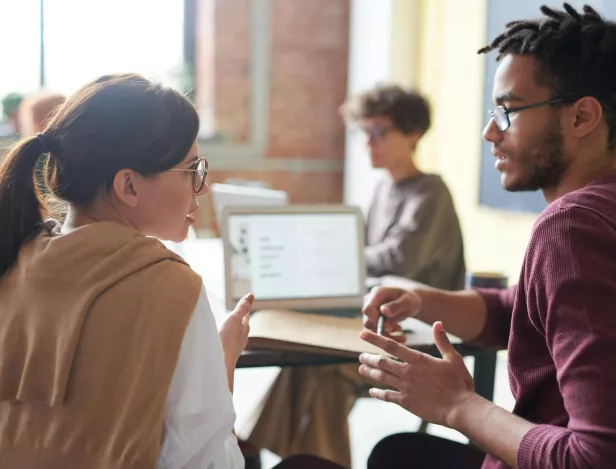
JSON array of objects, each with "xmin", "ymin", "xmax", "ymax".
[{"xmin": 112, "ymin": 169, "xmax": 140, "ymax": 208}]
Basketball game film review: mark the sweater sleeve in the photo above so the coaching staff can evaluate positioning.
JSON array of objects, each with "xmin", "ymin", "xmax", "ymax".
[
  {"xmin": 469, "ymin": 285, "xmax": 517, "ymax": 350},
  {"xmin": 517, "ymin": 207, "xmax": 616, "ymax": 469}
]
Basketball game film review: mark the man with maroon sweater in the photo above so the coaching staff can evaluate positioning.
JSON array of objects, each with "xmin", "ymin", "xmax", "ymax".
[{"xmin": 356, "ymin": 3, "xmax": 616, "ymax": 469}]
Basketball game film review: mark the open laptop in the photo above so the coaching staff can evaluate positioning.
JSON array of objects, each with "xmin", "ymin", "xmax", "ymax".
[
  {"xmin": 221, "ymin": 205, "xmax": 366, "ymax": 316},
  {"xmin": 210, "ymin": 183, "xmax": 288, "ymax": 228}
]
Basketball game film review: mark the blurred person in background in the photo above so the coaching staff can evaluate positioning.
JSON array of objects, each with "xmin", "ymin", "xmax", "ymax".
[
  {"xmin": 239, "ymin": 85, "xmax": 466, "ymax": 468},
  {"xmin": 18, "ymin": 92, "xmax": 66, "ymax": 137}
]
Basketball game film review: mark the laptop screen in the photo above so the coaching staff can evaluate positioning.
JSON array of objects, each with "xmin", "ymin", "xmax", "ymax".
[{"xmin": 226, "ymin": 211, "xmax": 363, "ymax": 303}]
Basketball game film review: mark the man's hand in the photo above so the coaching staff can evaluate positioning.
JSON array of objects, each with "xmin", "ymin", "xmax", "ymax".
[
  {"xmin": 363, "ymin": 286, "xmax": 422, "ymax": 343},
  {"xmin": 358, "ymin": 321, "xmax": 474, "ymax": 427}
]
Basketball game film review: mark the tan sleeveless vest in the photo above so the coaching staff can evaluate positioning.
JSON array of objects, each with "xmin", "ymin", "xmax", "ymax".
[{"xmin": 0, "ymin": 221, "xmax": 202, "ymax": 468}]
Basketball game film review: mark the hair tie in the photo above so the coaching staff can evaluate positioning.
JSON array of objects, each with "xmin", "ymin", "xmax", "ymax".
[{"xmin": 36, "ymin": 132, "xmax": 50, "ymax": 154}]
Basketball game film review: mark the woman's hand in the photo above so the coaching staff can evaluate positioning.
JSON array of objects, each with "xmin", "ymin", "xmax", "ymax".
[{"xmin": 218, "ymin": 293, "xmax": 254, "ymax": 368}]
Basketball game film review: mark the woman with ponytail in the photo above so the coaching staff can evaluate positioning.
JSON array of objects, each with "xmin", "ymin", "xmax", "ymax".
[
  {"xmin": 0, "ymin": 74, "xmax": 251, "ymax": 469},
  {"xmin": 0, "ymin": 135, "xmax": 53, "ymax": 276}
]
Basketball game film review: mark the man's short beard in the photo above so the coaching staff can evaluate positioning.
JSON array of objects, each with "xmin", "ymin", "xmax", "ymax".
[{"xmin": 507, "ymin": 120, "xmax": 570, "ymax": 192}]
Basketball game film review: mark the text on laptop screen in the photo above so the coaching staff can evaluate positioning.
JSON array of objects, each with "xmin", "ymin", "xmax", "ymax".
[{"xmin": 228, "ymin": 213, "xmax": 362, "ymax": 301}]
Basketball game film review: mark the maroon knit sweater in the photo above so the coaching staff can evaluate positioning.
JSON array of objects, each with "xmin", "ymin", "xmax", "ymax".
[{"xmin": 474, "ymin": 173, "xmax": 616, "ymax": 469}]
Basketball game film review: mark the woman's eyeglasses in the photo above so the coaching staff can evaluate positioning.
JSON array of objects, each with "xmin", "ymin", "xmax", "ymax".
[{"xmin": 170, "ymin": 157, "xmax": 208, "ymax": 193}]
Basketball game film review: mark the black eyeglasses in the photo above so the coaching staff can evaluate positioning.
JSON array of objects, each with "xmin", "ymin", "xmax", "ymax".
[
  {"xmin": 489, "ymin": 96, "xmax": 582, "ymax": 132},
  {"xmin": 170, "ymin": 157, "xmax": 208, "ymax": 193}
]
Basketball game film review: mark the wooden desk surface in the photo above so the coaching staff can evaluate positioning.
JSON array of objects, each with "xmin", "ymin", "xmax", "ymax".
[
  {"xmin": 174, "ymin": 238, "xmax": 497, "ymax": 402},
  {"xmin": 174, "ymin": 238, "xmax": 485, "ymax": 368}
]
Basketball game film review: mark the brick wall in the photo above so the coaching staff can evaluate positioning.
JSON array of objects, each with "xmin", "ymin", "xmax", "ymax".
[
  {"xmin": 194, "ymin": 0, "xmax": 349, "ymax": 235},
  {"xmin": 267, "ymin": 0, "xmax": 349, "ymax": 159}
]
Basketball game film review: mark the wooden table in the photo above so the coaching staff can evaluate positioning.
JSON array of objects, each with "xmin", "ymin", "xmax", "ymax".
[{"xmin": 177, "ymin": 238, "xmax": 498, "ymax": 402}]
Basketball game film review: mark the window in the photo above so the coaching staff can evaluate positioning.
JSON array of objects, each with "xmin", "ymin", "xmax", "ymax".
[
  {"xmin": 0, "ymin": 0, "xmax": 269, "ymax": 153},
  {"xmin": 43, "ymin": 0, "xmax": 185, "ymax": 95},
  {"xmin": 0, "ymin": 2, "xmax": 40, "ymax": 98},
  {"xmin": 0, "ymin": 1, "xmax": 40, "ymax": 134}
]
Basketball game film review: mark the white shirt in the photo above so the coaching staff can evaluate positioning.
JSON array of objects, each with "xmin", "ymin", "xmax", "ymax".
[{"xmin": 158, "ymin": 285, "xmax": 244, "ymax": 469}]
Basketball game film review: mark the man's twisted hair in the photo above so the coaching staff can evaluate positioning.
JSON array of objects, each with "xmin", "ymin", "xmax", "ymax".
[{"xmin": 479, "ymin": 3, "xmax": 616, "ymax": 147}]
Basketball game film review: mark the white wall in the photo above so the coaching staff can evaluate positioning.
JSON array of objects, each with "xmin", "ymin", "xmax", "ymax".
[
  {"xmin": 343, "ymin": 0, "xmax": 393, "ymax": 212},
  {"xmin": 343, "ymin": 0, "xmax": 421, "ymax": 212}
]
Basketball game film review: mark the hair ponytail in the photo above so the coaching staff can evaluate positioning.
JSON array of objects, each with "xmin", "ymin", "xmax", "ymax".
[
  {"xmin": 1, "ymin": 73, "xmax": 199, "ymax": 276},
  {"xmin": 0, "ymin": 137, "xmax": 50, "ymax": 276}
]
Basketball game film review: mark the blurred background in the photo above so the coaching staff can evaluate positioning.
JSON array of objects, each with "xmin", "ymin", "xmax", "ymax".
[{"xmin": 0, "ymin": 0, "xmax": 550, "ymax": 281}]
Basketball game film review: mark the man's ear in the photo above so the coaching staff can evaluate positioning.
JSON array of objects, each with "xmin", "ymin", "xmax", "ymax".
[
  {"xmin": 570, "ymin": 96, "xmax": 603, "ymax": 140},
  {"xmin": 112, "ymin": 169, "xmax": 140, "ymax": 209}
]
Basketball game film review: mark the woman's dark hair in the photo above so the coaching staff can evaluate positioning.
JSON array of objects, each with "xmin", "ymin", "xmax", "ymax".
[{"xmin": 0, "ymin": 73, "xmax": 200, "ymax": 276}]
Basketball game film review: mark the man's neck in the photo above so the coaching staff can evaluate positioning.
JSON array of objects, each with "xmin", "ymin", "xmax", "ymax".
[
  {"xmin": 387, "ymin": 156, "xmax": 422, "ymax": 182},
  {"xmin": 543, "ymin": 152, "xmax": 616, "ymax": 203}
]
